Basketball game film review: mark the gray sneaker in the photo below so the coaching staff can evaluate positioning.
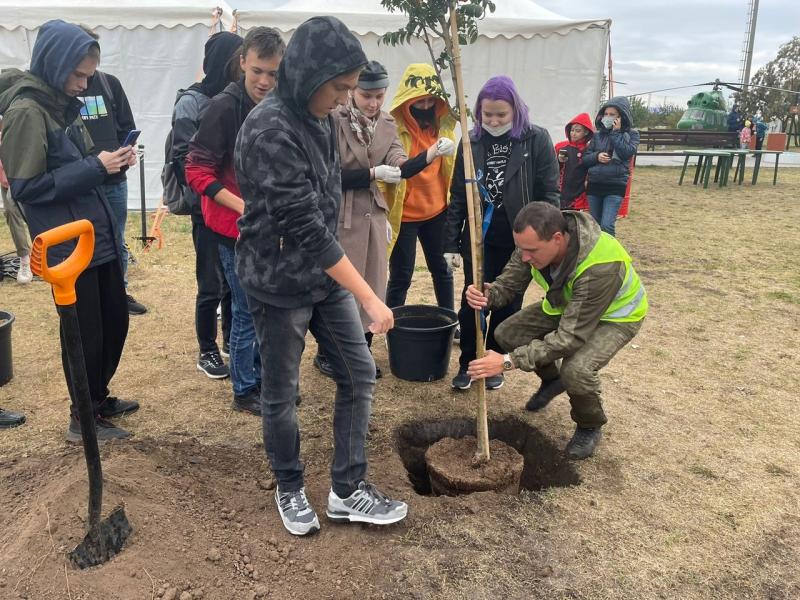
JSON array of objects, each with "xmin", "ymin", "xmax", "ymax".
[
  {"xmin": 326, "ymin": 481, "xmax": 408, "ymax": 525},
  {"xmin": 275, "ymin": 487, "xmax": 320, "ymax": 536}
]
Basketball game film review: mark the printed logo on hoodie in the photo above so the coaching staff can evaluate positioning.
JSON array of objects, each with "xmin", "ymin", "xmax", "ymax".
[{"xmin": 77, "ymin": 96, "xmax": 109, "ymax": 120}]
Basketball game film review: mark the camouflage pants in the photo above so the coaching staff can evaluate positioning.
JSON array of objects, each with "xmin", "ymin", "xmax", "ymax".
[{"xmin": 495, "ymin": 302, "xmax": 642, "ymax": 428}]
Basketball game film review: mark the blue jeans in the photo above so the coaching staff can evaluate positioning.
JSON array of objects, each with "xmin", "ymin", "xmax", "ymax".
[
  {"xmin": 587, "ymin": 194, "xmax": 623, "ymax": 237},
  {"xmin": 101, "ymin": 181, "xmax": 129, "ymax": 287},
  {"xmin": 247, "ymin": 286, "xmax": 374, "ymax": 498},
  {"xmin": 218, "ymin": 243, "xmax": 261, "ymax": 396}
]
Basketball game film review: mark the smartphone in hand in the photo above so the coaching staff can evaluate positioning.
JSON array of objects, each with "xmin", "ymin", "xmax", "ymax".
[{"xmin": 121, "ymin": 129, "xmax": 141, "ymax": 148}]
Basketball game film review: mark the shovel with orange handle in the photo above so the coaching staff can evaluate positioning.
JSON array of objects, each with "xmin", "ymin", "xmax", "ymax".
[{"xmin": 30, "ymin": 219, "xmax": 132, "ymax": 568}]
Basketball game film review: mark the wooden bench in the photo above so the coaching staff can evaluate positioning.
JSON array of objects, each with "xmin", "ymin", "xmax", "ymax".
[{"xmin": 638, "ymin": 129, "xmax": 739, "ymax": 152}]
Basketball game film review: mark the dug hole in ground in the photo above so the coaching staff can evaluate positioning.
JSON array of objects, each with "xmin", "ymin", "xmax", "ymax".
[{"xmin": 1, "ymin": 167, "xmax": 800, "ymax": 599}]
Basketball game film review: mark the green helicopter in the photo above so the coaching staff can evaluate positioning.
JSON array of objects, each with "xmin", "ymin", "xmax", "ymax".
[{"xmin": 677, "ymin": 90, "xmax": 728, "ymax": 131}]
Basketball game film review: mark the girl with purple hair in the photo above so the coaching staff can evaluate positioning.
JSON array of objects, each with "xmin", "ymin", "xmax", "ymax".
[{"xmin": 444, "ymin": 75, "xmax": 560, "ymax": 391}]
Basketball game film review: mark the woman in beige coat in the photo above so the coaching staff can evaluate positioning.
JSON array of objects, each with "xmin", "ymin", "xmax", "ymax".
[{"xmin": 312, "ymin": 61, "xmax": 455, "ymax": 378}]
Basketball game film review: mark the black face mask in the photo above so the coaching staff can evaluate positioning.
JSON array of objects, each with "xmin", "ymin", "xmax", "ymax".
[{"xmin": 410, "ymin": 104, "xmax": 436, "ymax": 124}]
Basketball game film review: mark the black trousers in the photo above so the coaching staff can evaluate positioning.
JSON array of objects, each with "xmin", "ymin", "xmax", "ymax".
[
  {"xmin": 59, "ymin": 259, "xmax": 129, "ymax": 418},
  {"xmin": 192, "ymin": 221, "xmax": 231, "ymax": 354},
  {"xmin": 457, "ymin": 244, "xmax": 523, "ymax": 369},
  {"xmin": 386, "ymin": 211, "xmax": 454, "ymax": 310}
]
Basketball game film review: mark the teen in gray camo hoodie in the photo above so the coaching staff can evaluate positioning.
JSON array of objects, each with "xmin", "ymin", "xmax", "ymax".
[{"xmin": 234, "ymin": 16, "xmax": 408, "ymax": 537}]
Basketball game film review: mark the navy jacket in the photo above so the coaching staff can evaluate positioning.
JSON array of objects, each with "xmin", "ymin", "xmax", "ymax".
[{"xmin": 0, "ymin": 20, "xmax": 117, "ymax": 268}]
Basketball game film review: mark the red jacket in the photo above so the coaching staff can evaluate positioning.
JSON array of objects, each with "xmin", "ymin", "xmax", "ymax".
[
  {"xmin": 554, "ymin": 112, "xmax": 594, "ymax": 211},
  {"xmin": 185, "ymin": 80, "xmax": 255, "ymax": 240}
]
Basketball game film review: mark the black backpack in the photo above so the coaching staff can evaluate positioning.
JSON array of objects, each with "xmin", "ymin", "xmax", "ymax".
[{"xmin": 161, "ymin": 90, "xmax": 196, "ymax": 215}]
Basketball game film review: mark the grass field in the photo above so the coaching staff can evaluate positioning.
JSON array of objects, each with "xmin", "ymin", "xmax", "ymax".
[{"xmin": 1, "ymin": 167, "xmax": 799, "ymax": 599}]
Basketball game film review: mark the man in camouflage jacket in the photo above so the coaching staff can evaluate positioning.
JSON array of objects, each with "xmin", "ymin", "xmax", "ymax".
[{"xmin": 466, "ymin": 202, "xmax": 647, "ymax": 459}]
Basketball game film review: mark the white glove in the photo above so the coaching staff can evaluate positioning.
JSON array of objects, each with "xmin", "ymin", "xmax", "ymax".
[
  {"xmin": 435, "ymin": 137, "xmax": 456, "ymax": 157},
  {"xmin": 386, "ymin": 221, "xmax": 393, "ymax": 244},
  {"xmin": 374, "ymin": 165, "xmax": 402, "ymax": 184},
  {"xmin": 443, "ymin": 252, "xmax": 462, "ymax": 270}
]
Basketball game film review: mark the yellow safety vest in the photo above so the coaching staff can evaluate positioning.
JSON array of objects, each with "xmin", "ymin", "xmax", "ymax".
[{"xmin": 531, "ymin": 233, "xmax": 648, "ymax": 322}]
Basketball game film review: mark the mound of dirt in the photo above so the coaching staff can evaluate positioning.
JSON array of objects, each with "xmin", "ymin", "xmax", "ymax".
[
  {"xmin": 425, "ymin": 436, "xmax": 524, "ymax": 495},
  {"xmin": 0, "ymin": 435, "xmax": 413, "ymax": 600}
]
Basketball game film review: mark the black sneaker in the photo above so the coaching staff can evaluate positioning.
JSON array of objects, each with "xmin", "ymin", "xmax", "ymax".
[
  {"xmin": 451, "ymin": 368, "xmax": 472, "ymax": 390},
  {"xmin": 126, "ymin": 294, "xmax": 147, "ymax": 315},
  {"xmin": 486, "ymin": 373, "xmax": 504, "ymax": 390},
  {"xmin": 197, "ymin": 351, "xmax": 230, "ymax": 379},
  {"xmin": 99, "ymin": 396, "xmax": 140, "ymax": 418},
  {"xmin": 232, "ymin": 388, "xmax": 261, "ymax": 416},
  {"xmin": 313, "ymin": 353, "xmax": 335, "ymax": 379},
  {"xmin": 220, "ymin": 341, "xmax": 230, "ymax": 359},
  {"xmin": 525, "ymin": 377, "xmax": 566, "ymax": 411},
  {"xmin": 66, "ymin": 416, "xmax": 132, "ymax": 443},
  {"xmin": 375, "ymin": 362, "xmax": 383, "ymax": 379},
  {"xmin": 0, "ymin": 408, "xmax": 26, "ymax": 429},
  {"xmin": 565, "ymin": 427, "xmax": 602, "ymax": 460},
  {"xmin": 452, "ymin": 325, "xmax": 461, "ymax": 345}
]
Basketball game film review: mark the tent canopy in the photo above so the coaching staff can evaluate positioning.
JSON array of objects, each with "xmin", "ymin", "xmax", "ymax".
[
  {"xmin": 0, "ymin": 0, "xmax": 610, "ymax": 208},
  {"xmin": 0, "ymin": 0, "xmax": 221, "ymax": 30},
  {"xmin": 234, "ymin": 0, "xmax": 607, "ymax": 39}
]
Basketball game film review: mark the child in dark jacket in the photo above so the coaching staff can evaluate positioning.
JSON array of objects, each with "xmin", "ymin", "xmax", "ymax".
[
  {"xmin": 554, "ymin": 112, "xmax": 594, "ymax": 210},
  {"xmin": 582, "ymin": 96, "xmax": 639, "ymax": 237}
]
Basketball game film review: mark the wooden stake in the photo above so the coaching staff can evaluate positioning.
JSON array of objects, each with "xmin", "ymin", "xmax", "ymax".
[{"xmin": 448, "ymin": 3, "xmax": 490, "ymax": 463}]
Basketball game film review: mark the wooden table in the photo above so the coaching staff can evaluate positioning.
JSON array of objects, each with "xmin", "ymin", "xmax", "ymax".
[
  {"xmin": 748, "ymin": 150, "xmax": 783, "ymax": 185},
  {"xmin": 727, "ymin": 149, "xmax": 752, "ymax": 185},
  {"xmin": 679, "ymin": 150, "xmax": 734, "ymax": 189}
]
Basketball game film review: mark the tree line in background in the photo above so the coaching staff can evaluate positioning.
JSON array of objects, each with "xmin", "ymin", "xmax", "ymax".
[{"xmin": 736, "ymin": 36, "xmax": 800, "ymax": 131}]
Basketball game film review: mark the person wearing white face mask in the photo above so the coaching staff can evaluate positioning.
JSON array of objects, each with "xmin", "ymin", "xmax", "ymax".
[
  {"xmin": 311, "ymin": 61, "xmax": 455, "ymax": 379},
  {"xmin": 444, "ymin": 75, "xmax": 560, "ymax": 391}
]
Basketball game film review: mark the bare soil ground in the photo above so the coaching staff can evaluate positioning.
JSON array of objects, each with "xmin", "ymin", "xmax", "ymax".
[{"xmin": 1, "ymin": 167, "xmax": 799, "ymax": 600}]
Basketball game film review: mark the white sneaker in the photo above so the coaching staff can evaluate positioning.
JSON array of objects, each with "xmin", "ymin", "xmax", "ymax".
[
  {"xmin": 326, "ymin": 481, "xmax": 408, "ymax": 525},
  {"xmin": 16, "ymin": 255, "xmax": 32, "ymax": 284},
  {"xmin": 275, "ymin": 486, "xmax": 320, "ymax": 536}
]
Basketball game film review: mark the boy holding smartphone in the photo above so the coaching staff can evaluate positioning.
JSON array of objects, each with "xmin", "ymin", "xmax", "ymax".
[{"xmin": 77, "ymin": 27, "xmax": 147, "ymax": 315}]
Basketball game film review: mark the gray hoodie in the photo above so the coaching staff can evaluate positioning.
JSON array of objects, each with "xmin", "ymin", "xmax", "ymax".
[{"xmin": 234, "ymin": 16, "xmax": 367, "ymax": 308}]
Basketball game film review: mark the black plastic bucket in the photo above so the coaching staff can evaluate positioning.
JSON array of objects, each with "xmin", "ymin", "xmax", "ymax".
[
  {"xmin": 0, "ymin": 310, "xmax": 14, "ymax": 386},
  {"xmin": 387, "ymin": 305, "xmax": 458, "ymax": 382}
]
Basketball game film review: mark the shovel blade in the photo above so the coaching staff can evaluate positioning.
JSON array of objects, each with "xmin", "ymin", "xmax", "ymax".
[{"xmin": 69, "ymin": 505, "xmax": 132, "ymax": 569}]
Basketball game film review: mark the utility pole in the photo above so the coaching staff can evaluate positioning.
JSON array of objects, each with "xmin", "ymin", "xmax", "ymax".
[{"xmin": 739, "ymin": 0, "xmax": 760, "ymax": 92}]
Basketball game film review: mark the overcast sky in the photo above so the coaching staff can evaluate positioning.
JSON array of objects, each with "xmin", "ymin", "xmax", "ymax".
[{"xmin": 536, "ymin": 0, "xmax": 799, "ymax": 108}]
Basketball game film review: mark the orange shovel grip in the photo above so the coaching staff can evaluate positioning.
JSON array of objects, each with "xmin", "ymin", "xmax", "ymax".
[{"xmin": 30, "ymin": 220, "xmax": 95, "ymax": 306}]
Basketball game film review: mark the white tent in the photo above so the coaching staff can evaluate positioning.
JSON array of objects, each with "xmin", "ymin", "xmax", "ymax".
[
  {"xmin": 1, "ymin": 0, "xmax": 610, "ymax": 209},
  {"xmin": 0, "ymin": 0, "xmax": 226, "ymax": 209},
  {"xmin": 235, "ymin": 0, "xmax": 610, "ymax": 144}
]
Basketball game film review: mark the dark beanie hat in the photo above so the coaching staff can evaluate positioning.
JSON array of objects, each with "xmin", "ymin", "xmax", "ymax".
[{"xmin": 358, "ymin": 60, "xmax": 389, "ymax": 90}]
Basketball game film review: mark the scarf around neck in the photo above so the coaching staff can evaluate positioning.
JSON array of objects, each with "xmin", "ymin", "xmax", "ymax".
[{"xmin": 346, "ymin": 94, "xmax": 378, "ymax": 148}]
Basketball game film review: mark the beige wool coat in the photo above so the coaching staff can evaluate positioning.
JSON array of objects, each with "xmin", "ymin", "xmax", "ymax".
[{"xmin": 334, "ymin": 106, "xmax": 407, "ymax": 331}]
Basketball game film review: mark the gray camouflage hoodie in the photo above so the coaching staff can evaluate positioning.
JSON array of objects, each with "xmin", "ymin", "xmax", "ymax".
[{"xmin": 234, "ymin": 16, "xmax": 367, "ymax": 307}]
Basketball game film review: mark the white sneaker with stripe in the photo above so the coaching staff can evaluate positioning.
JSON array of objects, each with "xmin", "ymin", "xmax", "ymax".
[{"xmin": 326, "ymin": 481, "xmax": 408, "ymax": 525}]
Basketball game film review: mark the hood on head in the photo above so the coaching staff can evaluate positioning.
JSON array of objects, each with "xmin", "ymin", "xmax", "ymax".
[
  {"xmin": 199, "ymin": 31, "xmax": 243, "ymax": 98},
  {"xmin": 389, "ymin": 63, "xmax": 448, "ymax": 118},
  {"xmin": 275, "ymin": 16, "xmax": 367, "ymax": 117},
  {"xmin": 30, "ymin": 20, "xmax": 99, "ymax": 93},
  {"xmin": 595, "ymin": 96, "xmax": 634, "ymax": 131},
  {"xmin": 565, "ymin": 112, "xmax": 594, "ymax": 141}
]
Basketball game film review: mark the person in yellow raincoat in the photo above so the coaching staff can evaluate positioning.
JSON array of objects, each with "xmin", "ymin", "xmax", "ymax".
[{"xmin": 383, "ymin": 63, "xmax": 457, "ymax": 317}]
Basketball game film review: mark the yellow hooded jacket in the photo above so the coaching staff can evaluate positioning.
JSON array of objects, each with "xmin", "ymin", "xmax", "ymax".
[{"xmin": 383, "ymin": 63, "xmax": 456, "ymax": 253}]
